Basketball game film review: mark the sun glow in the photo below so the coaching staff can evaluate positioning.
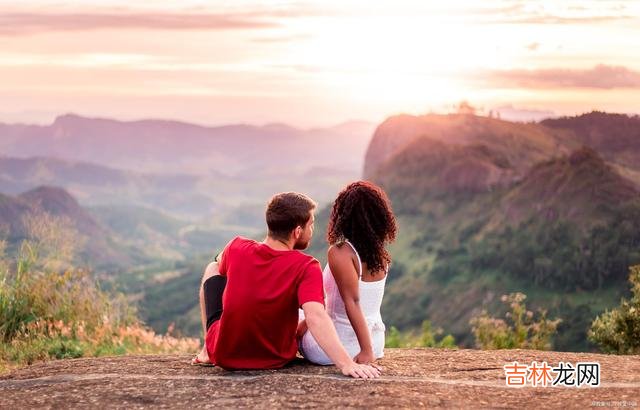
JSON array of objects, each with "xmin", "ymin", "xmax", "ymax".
[
  {"xmin": 280, "ymin": 9, "xmax": 518, "ymax": 111},
  {"xmin": 1, "ymin": 1, "xmax": 639, "ymax": 126}
]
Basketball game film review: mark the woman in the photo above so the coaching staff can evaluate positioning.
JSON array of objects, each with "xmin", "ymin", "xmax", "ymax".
[{"xmin": 297, "ymin": 180, "xmax": 397, "ymax": 365}]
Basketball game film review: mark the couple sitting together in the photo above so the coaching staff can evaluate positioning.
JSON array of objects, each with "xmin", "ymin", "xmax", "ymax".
[{"xmin": 192, "ymin": 181, "xmax": 397, "ymax": 379}]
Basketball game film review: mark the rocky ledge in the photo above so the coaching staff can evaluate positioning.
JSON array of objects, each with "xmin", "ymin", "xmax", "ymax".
[{"xmin": 1, "ymin": 348, "xmax": 639, "ymax": 408}]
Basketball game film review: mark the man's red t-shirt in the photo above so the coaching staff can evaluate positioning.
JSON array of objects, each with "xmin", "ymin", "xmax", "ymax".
[{"xmin": 205, "ymin": 236, "xmax": 324, "ymax": 369}]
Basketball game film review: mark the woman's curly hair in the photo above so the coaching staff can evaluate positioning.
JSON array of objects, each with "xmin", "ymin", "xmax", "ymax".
[{"xmin": 327, "ymin": 180, "xmax": 397, "ymax": 274}]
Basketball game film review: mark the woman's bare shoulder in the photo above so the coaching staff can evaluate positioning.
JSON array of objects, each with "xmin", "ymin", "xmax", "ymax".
[
  {"xmin": 328, "ymin": 241, "xmax": 353, "ymax": 259},
  {"xmin": 328, "ymin": 242, "xmax": 358, "ymax": 278}
]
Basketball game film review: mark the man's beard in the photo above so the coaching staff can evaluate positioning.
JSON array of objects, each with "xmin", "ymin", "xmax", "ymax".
[{"xmin": 294, "ymin": 237, "xmax": 311, "ymax": 250}]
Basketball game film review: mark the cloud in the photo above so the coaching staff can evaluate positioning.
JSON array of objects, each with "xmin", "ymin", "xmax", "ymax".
[
  {"xmin": 476, "ymin": 0, "xmax": 638, "ymax": 25},
  {"xmin": 493, "ymin": 14, "xmax": 635, "ymax": 24},
  {"xmin": 0, "ymin": 12, "xmax": 280, "ymax": 35},
  {"xmin": 481, "ymin": 64, "xmax": 640, "ymax": 89}
]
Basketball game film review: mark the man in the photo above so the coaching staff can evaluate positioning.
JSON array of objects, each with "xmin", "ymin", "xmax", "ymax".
[{"xmin": 192, "ymin": 192, "xmax": 381, "ymax": 379}]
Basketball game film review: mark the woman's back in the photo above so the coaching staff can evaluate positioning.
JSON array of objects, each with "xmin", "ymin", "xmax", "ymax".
[{"xmin": 324, "ymin": 240, "xmax": 386, "ymax": 326}]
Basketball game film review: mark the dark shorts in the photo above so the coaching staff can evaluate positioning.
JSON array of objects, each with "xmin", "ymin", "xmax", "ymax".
[{"xmin": 203, "ymin": 275, "xmax": 227, "ymax": 330}]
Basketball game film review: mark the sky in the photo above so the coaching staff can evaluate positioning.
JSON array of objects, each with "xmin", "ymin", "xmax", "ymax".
[{"xmin": 1, "ymin": 0, "xmax": 640, "ymax": 127}]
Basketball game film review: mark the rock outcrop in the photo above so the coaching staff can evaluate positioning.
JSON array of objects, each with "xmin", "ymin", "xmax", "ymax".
[{"xmin": 1, "ymin": 349, "xmax": 638, "ymax": 408}]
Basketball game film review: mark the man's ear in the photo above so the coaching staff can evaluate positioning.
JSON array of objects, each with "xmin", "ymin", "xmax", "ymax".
[{"xmin": 294, "ymin": 226, "xmax": 302, "ymax": 239}]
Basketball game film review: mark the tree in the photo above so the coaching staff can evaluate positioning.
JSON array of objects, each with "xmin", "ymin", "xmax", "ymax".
[{"xmin": 457, "ymin": 101, "xmax": 476, "ymax": 115}]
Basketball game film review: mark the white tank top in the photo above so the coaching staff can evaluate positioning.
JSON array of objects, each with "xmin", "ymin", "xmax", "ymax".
[{"xmin": 323, "ymin": 240, "xmax": 386, "ymax": 335}]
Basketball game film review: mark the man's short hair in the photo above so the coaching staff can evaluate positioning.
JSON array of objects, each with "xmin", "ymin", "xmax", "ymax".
[{"xmin": 266, "ymin": 192, "xmax": 316, "ymax": 240}]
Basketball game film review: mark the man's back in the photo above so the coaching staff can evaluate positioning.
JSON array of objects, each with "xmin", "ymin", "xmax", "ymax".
[{"xmin": 206, "ymin": 236, "xmax": 324, "ymax": 369}]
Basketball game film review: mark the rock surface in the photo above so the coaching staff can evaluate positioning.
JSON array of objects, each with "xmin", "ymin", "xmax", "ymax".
[{"xmin": 1, "ymin": 348, "xmax": 639, "ymax": 408}]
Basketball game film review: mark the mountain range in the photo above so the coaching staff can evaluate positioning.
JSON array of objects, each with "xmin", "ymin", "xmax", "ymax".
[
  {"xmin": 0, "ymin": 114, "xmax": 374, "ymax": 176},
  {"xmin": 0, "ymin": 114, "xmax": 375, "ymax": 221}
]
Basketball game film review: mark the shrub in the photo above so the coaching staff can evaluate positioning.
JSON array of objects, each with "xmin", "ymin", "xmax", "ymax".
[
  {"xmin": 0, "ymin": 213, "xmax": 199, "ymax": 371},
  {"xmin": 470, "ymin": 292, "xmax": 561, "ymax": 350},
  {"xmin": 385, "ymin": 326, "xmax": 402, "ymax": 348},
  {"xmin": 0, "ymin": 267, "xmax": 199, "ymax": 368},
  {"xmin": 385, "ymin": 320, "xmax": 457, "ymax": 348},
  {"xmin": 588, "ymin": 265, "xmax": 640, "ymax": 354}
]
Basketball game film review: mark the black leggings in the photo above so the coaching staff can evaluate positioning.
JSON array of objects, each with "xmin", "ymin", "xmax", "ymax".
[{"xmin": 203, "ymin": 275, "xmax": 227, "ymax": 330}]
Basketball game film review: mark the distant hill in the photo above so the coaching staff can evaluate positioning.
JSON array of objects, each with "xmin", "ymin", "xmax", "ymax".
[
  {"xmin": 307, "ymin": 111, "xmax": 640, "ymax": 352},
  {"xmin": 0, "ymin": 113, "xmax": 375, "ymax": 220},
  {"xmin": 0, "ymin": 186, "xmax": 131, "ymax": 270},
  {"xmin": 19, "ymin": 186, "xmax": 106, "ymax": 237},
  {"xmin": 0, "ymin": 156, "xmax": 214, "ymax": 217},
  {"xmin": 494, "ymin": 147, "xmax": 638, "ymax": 225},
  {"xmin": 542, "ymin": 112, "xmax": 640, "ymax": 166},
  {"xmin": 0, "ymin": 153, "xmax": 364, "ymax": 224},
  {"xmin": 0, "ymin": 114, "xmax": 374, "ymax": 220},
  {"xmin": 88, "ymin": 204, "xmax": 235, "ymax": 261},
  {"xmin": 0, "ymin": 114, "xmax": 375, "ymax": 176}
]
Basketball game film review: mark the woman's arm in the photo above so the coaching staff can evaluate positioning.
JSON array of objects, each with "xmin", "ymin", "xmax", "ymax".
[
  {"xmin": 302, "ymin": 302, "xmax": 380, "ymax": 378},
  {"xmin": 328, "ymin": 245, "xmax": 375, "ymax": 364}
]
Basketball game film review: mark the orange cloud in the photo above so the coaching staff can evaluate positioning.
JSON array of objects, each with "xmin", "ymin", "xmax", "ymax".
[
  {"xmin": 0, "ymin": 12, "xmax": 280, "ymax": 35},
  {"xmin": 480, "ymin": 65, "xmax": 640, "ymax": 89}
]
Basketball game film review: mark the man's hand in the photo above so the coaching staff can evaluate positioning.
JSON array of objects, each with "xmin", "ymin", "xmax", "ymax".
[
  {"xmin": 340, "ymin": 362, "xmax": 382, "ymax": 379},
  {"xmin": 353, "ymin": 349, "xmax": 375, "ymax": 365}
]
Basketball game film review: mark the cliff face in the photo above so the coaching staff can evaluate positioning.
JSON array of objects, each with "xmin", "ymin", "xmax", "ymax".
[
  {"xmin": 1, "ymin": 349, "xmax": 638, "ymax": 408},
  {"xmin": 364, "ymin": 112, "xmax": 640, "ymax": 186},
  {"xmin": 363, "ymin": 113, "xmax": 572, "ymax": 180}
]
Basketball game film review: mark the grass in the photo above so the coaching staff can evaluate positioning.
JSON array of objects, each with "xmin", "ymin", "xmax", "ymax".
[{"xmin": 0, "ymin": 242, "xmax": 199, "ymax": 374}]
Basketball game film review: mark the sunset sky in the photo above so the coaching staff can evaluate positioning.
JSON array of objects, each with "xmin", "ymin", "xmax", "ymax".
[{"xmin": 1, "ymin": 0, "xmax": 639, "ymax": 127}]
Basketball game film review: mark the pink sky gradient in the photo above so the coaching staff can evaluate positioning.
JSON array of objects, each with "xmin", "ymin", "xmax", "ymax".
[{"xmin": 1, "ymin": 0, "xmax": 639, "ymax": 127}]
